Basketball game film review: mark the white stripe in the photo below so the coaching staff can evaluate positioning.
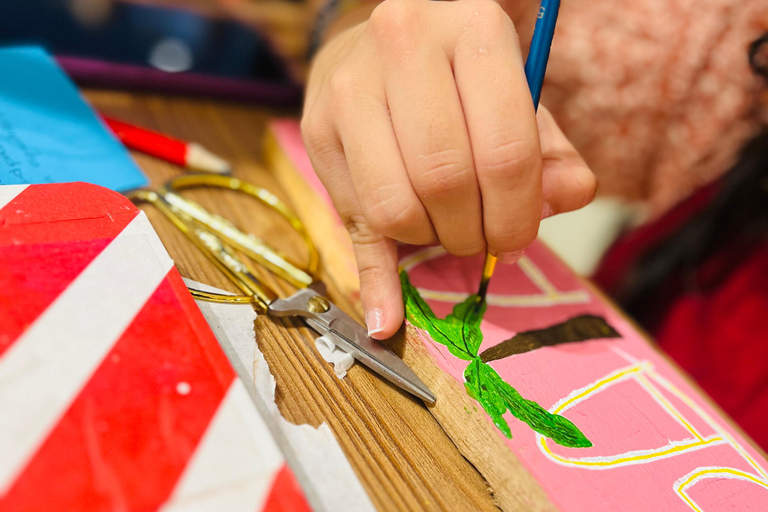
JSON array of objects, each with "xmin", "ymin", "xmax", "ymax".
[
  {"xmin": 188, "ymin": 279, "xmax": 376, "ymax": 512},
  {"xmin": 0, "ymin": 213, "xmax": 173, "ymax": 491},
  {"xmin": 160, "ymin": 380, "xmax": 285, "ymax": 512},
  {"xmin": 0, "ymin": 185, "xmax": 28, "ymax": 211}
]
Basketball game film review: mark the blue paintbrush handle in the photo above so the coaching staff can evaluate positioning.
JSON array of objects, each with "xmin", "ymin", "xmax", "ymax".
[{"xmin": 523, "ymin": 0, "xmax": 560, "ymax": 111}]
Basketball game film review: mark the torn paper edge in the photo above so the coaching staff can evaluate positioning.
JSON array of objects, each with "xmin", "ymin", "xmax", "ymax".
[{"xmin": 184, "ymin": 279, "xmax": 375, "ymax": 512}]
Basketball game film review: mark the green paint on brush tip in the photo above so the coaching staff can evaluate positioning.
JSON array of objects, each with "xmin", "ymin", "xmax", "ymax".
[{"xmin": 400, "ymin": 270, "xmax": 592, "ymax": 448}]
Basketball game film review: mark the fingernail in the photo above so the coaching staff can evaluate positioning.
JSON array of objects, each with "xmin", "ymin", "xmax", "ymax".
[
  {"xmin": 541, "ymin": 202, "xmax": 553, "ymax": 220},
  {"xmin": 498, "ymin": 250, "xmax": 524, "ymax": 265},
  {"xmin": 365, "ymin": 308, "xmax": 385, "ymax": 337}
]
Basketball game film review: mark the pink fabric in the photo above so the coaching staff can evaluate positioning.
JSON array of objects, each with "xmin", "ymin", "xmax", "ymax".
[{"xmin": 544, "ymin": 0, "xmax": 768, "ymax": 214}]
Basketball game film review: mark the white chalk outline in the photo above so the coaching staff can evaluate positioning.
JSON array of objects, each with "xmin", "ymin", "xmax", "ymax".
[{"xmin": 537, "ymin": 348, "xmax": 768, "ymax": 510}]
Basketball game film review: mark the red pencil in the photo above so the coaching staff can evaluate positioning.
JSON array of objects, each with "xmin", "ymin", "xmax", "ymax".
[{"xmin": 102, "ymin": 116, "xmax": 231, "ymax": 174}]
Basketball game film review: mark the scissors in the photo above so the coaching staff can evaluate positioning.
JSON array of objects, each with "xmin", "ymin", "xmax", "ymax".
[{"xmin": 127, "ymin": 173, "xmax": 435, "ymax": 403}]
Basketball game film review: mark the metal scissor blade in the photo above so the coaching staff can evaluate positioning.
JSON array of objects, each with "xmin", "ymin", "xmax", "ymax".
[
  {"xmin": 268, "ymin": 289, "xmax": 436, "ymax": 404},
  {"xmin": 305, "ymin": 317, "xmax": 436, "ymax": 404}
]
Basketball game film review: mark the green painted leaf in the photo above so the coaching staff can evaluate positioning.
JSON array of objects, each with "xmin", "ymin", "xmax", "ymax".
[
  {"xmin": 483, "ymin": 363, "xmax": 593, "ymax": 448},
  {"xmin": 400, "ymin": 269, "xmax": 592, "ymax": 449},
  {"xmin": 400, "ymin": 271, "xmax": 475, "ymax": 360},
  {"xmin": 464, "ymin": 360, "xmax": 512, "ymax": 438},
  {"xmin": 446, "ymin": 294, "xmax": 486, "ymax": 357}
]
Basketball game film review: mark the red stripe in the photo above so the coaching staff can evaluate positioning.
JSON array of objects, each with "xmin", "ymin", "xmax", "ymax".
[
  {"xmin": 0, "ymin": 183, "xmax": 139, "ymax": 246},
  {"xmin": 0, "ymin": 184, "xmax": 140, "ymax": 357},
  {"xmin": 1, "ymin": 273, "xmax": 235, "ymax": 511},
  {"xmin": 165, "ymin": 271, "xmax": 235, "ymax": 386},
  {"xmin": 0, "ymin": 239, "xmax": 112, "ymax": 357},
  {"xmin": 260, "ymin": 465, "xmax": 312, "ymax": 512}
]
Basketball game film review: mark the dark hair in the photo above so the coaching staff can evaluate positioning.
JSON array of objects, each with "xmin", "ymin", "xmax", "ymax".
[{"xmin": 617, "ymin": 35, "xmax": 768, "ymax": 329}]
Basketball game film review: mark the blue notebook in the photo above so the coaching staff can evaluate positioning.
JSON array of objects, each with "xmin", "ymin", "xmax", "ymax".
[{"xmin": 0, "ymin": 46, "xmax": 148, "ymax": 191}]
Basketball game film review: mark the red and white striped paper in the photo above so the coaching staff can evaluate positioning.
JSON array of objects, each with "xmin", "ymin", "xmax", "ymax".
[{"xmin": 0, "ymin": 183, "xmax": 312, "ymax": 512}]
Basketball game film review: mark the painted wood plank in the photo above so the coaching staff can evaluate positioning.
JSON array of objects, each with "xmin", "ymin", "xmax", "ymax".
[{"xmin": 268, "ymin": 117, "xmax": 768, "ymax": 512}]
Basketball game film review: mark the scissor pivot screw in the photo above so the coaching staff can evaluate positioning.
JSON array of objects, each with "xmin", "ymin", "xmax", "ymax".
[{"xmin": 307, "ymin": 295, "xmax": 331, "ymax": 313}]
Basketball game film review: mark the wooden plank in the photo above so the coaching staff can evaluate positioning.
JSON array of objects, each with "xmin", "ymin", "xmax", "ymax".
[
  {"xmin": 264, "ymin": 122, "xmax": 554, "ymax": 511},
  {"xmin": 266, "ymin": 119, "xmax": 768, "ymax": 512},
  {"xmin": 85, "ymin": 90, "xmax": 499, "ymax": 512}
]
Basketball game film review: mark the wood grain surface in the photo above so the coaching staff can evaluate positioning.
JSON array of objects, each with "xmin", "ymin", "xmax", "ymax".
[
  {"xmin": 262, "ymin": 117, "xmax": 768, "ymax": 512},
  {"xmin": 86, "ymin": 90, "xmax": 500, "ymax": 512},
  {"xmin": 264, "ymin": 125, "xmax": 556, "ymax": 512}
]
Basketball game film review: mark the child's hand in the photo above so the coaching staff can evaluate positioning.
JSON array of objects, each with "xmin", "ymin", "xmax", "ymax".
[{"xmin": 302, "ymin": 0, "xmax": 595, "ymax": 339}]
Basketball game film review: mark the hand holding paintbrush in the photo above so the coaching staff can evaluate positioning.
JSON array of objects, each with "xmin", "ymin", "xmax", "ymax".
[{"xmin": 302, "ymin": 0, "xmax": 595, "ymax": 339}]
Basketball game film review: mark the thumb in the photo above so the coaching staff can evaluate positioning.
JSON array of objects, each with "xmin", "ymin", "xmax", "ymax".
[
  {"xmin": 537, "ymin": 106, "xmax": 597, "ymax": 219},
  {"xmin": 345, "ymin": 216, "xmax": 403, "ymax": 340}
]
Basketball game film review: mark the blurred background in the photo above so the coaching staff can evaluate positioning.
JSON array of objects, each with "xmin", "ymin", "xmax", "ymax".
[{"xmin": 0, "ymin": 0, "xmax": 314, "ymax": 103}]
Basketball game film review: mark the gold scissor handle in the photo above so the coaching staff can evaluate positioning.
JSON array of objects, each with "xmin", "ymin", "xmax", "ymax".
[
  {"xmin": 126, "ymin": 188, "xmax": 275, "ymax": 312},
  {"xmin": 165, "ymin": 174, "xmax": 319, "ymax": 288}
]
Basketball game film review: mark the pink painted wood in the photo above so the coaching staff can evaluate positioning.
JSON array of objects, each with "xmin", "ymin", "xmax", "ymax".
[{"xmin": 270, "ymin": 119, "xmax": 768, "ymax": 511}]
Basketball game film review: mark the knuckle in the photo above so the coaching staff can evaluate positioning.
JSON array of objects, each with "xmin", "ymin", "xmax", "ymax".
[
  {"xmin": 327, "ymin": 69, "xmax": 358, "ymax": 100},
  {"xmin": 299, "ymin": 113, "xmax": 337, "ymax": 165},
  {"xmin": 300, "ymin": 113, "xmax": 323, "ymax": 150},
  {"xmin": 464, "ymin": 0, "xmax": 511, "ymax": 37},
  {"xmin": 473, "ymin": 0, "xmax": 507, "ymax": 23},
  {"xmin": 343, "ymin": 214, "xmax": 380, "ymax": 246},
  {"xmin": 357, "ymin": 260, "xmax": 388, "ymax": 287},
  {"xmin": 299, "ymin": 114, "xmax": 313, "ymax": 139},
  {"xmin": 477, "ymin": 138, "xmax": 540, "ymax": 180},
  {"xmin": 368, "ymin": 0, "xmax": 422, "ymax": 57},
  {"xmin": 368, "ymin": 0, "xmax": 418, "ymax": 40},
  {"xmin": 365, "ymin": 193, "xmax": 423, "ymax": 237},
  {"xmin": 412, "ymin": 149, "xmax": 473, "ymax": 199}
]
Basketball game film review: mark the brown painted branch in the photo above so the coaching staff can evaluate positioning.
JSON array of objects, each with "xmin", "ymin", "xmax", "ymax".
[{"xmin": 479, "ymin": 315, "xmax": 620, "ymax": 363}]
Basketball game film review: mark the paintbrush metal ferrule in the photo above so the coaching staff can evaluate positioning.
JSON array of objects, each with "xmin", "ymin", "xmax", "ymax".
[{"xmin": 477, "ymin": 253, "xmax": 497, "ymax": 303}]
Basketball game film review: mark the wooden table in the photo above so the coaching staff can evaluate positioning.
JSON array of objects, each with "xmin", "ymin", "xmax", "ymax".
[{"xmin": 86, "ymin": 89, "xmax": 500, "ymax": 512}]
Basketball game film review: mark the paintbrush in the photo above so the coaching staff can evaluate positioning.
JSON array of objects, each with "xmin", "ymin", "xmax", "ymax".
[{"xmin": 477, "ymin": 0, "xmax": 561, "ymax": 303}]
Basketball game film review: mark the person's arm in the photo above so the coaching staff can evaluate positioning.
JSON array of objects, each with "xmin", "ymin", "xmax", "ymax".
[{"xmin": 303, "ymin": 0, "xmax": 596, "ymax": 339}]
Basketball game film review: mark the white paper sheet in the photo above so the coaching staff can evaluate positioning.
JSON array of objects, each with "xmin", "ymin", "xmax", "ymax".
[{"xmin": 185, "ymin": 280, "xmax": 375, "ymax": 512}]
